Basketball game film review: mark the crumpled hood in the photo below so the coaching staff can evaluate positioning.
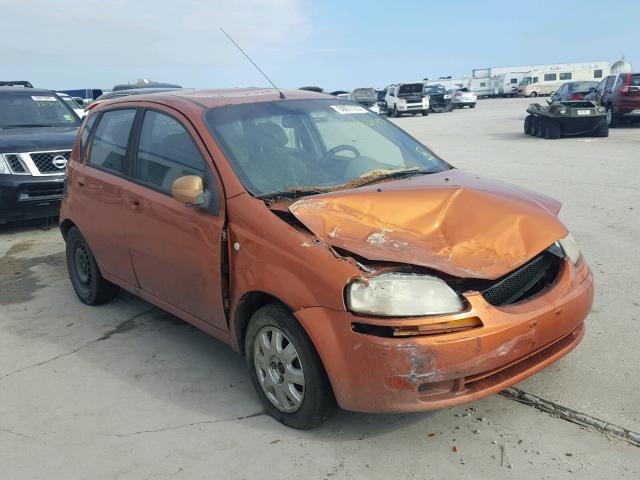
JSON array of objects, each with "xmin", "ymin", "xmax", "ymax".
[{"xmin": 289, "ymin": 170, "xmax": 567, "ymax": 280}]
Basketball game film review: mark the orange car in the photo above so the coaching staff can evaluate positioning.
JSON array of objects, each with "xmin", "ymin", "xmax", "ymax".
[{"xmin": 60, "ymin": 88, "xmax": 593, "ymax": 429}]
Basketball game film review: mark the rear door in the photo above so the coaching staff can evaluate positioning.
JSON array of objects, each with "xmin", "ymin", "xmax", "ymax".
[
  {"xmin": 125, "ymin": 107, "xmax": 228, "ymax": 331},
  {"xmin": 76, "ymin": 108, "xmax": 139, "ymax": 286}
]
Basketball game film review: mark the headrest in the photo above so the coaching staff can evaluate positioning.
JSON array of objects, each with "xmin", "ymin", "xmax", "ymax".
[{"xmin": 254, "ymin": 122, "xmax": 288, "ymax": 149}]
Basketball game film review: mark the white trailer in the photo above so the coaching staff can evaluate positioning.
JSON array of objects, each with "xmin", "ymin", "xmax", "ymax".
[
  {"xmin": 469, "ymin": 76, "xmax": 493, "ymax": 98},
  {"xmin": 492, "ymin": 72, "xmax": 528, "ymax": 97},
  {"xmin": 518, "ymin": 65, "xmax": 611, "ymax": 97}
]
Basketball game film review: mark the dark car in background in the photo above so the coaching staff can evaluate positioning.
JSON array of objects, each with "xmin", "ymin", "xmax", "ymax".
[
  {"xmin": 424, "ymin": 84, "xmax": 452, "ymax": 113},
  {"xmin": 550, "ymin": 81, "xmax": 597, "ymax": 102},
  {"xmin": 587, "ymin": 72, "xmax": 640, "ymax": 127},
  {"xmin": 0, "ymin": 85, "xmax": 81, "ymax": 224}
]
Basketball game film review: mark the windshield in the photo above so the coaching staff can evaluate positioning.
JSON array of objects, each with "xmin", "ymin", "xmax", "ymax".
[
  {"xmin": 567, "ymin": 82, "xmax": 597, "ymax": 92},
  {"xmin": 0, "ymin": 92, "xmax": 81, "ymax": 128},
  {"xmin": 398, "ymin": 83, "xmax": 423, "ymax": 94},
  {"xmin": 205, "ymin": 99, "xmax": 450, "ymax": 197},
  {"xmin": 521, "ymin": 77, "xmax": 532, "ymax": 85},
  {"xmin": 61, "ymin": 96, "xmax": 80, "ymax": 111},
  {"xmin": 351, "ymin": 88, "xmax": 376, "ymax": 101},
  {"xmin": 424, "ymin": 85, "xmax": 446, "ymax": 94}
]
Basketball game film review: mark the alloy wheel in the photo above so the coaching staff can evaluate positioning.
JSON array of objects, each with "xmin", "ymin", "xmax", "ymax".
[{"xmin": 253, "ymin": 326, "xmax": 305, "ymax": 413}]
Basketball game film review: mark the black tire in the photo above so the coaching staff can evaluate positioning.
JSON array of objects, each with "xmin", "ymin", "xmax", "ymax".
[
  {"xmin": 422, "ymin": 109, "xmax": 429, "ymax": 116},
  {"xmin": 530, "ymin": 91, "xmax": 538, "ymax": 98},
  {"xmin": 245, "ymin": 303, "xmax": 336, "ymax": 429},
  {"xmin": 393, "ymin": 105, "xmax": 400, "ymax": 117},
  {"xmin": 531, "ymin": 116, "xmax": 539, "ymax": 136},
  {"xmin": 594, "ymin": 119, "xmax": 609, "ymax": 137},
  {"xmin": 386, "ymin": 106, "xmax": 392, "ymax": 117},
  {"xmin": 66, "ymin": 227, "xmax": 119, "ymax": 305},
  {"xmin": 545, "ymin": 119, "xmax": 561, "ymax": 139},
  {"xmin": 470, "ymin": 103, "xmax": 476, "ymax": 108},
  {"xmin": 536, "ymin": 118, "xmax": 546, "ymax": 137},
  {"xmin": 524, "ymin": 115, "xmax": 534, "ymax": 135},
  {"xmin": 606, "ymin": 107, "xmax": 619, "ymax": 127}
]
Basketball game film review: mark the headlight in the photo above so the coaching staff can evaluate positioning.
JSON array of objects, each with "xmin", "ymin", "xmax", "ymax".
[
  {"xmin": 558, "ymin": 233, "xmax": 580, "ymax": 264},
  {"xmin": 346, "ymin": 273, "xmax": 465, "ymax": 317},
  {"xmin": 0, "ymin": 154, "xmax": 14, "ymax": 174},
  {"xmin": 444, "ymin": 94, "xmax": 451, "ymax": 99}
]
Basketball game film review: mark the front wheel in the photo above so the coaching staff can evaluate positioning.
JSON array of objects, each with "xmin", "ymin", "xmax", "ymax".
[
  {"xmin": 529, "ymin": 91, "xmax": 538, "ymax": 98},
  {"xmin": 469, "ymin": 103, "xmax": 476, "ymax": 108},
  {"xmin": 245, "ymin": 304, "xmax": 336, "ymax": 429},
  {"xmin": 393, "ymin": 105, "xmax": 400, "ymax": 117},
  {"xmin": 421, "ymin": 109, "xmax": 429, "ymax": 116},
  {"xmin": 66, "ymin": 227, "xmax": 119, "ymax": 305}
]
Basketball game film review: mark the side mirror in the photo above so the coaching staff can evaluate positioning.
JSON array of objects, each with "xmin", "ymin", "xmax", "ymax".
[{"xmin": 171, "ymin": 175, "xmax": 206, "ymax": 207}]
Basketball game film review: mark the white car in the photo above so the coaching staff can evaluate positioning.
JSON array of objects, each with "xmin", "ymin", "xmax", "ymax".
[
  {"xmin": 385, "ymin": 83, "xmax": 429, "ymax": 117},
  {"xmin": 449, "ymin": 88, "xmax": 477, "ymax": 109},
  {"xmin": 56, "ymin": 92, "xmax": 86, "ymax": 118}
]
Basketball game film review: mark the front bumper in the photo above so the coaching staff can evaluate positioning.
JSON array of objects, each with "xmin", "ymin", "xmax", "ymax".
[
  {"xmin": 296, "ymin": 258, "xmax": 593, "ymax": 413},
  {"xmin": 0, "ymin": 174, "xmax": 64, "ymax": 223},
  {"xmin": 398, "ymin": 103, "xmax": 428, "ymax": 112}
]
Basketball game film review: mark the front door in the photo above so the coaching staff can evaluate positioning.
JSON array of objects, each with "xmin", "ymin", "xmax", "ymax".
[{"xmin": 123, "ymin": 107, "xmax": 228, "ymax": 331}]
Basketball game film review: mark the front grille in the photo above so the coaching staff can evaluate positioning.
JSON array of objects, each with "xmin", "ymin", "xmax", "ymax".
[
  {"xmin": 29, "ymin": 151, "xmax": 71, "ymax": 173},
  {"xmin": 481, "ymin": 250, "xmax": 562, "ymax": 306},
  {"xmin": 19, "ymin": 183, "xmax": 64, "ymax": 200},
  {"xmin": 5, "ymin": 154, "xmax": 26, "ymax": 173}
]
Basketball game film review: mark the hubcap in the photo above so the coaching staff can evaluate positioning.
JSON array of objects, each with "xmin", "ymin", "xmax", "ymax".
[
  {"xmin": 253, "ymin": 326, "xmax": 305, "ymax": 413},
  {"xmin": 74, "ymin": 244, "xmax": 91, "ymax": 285}
]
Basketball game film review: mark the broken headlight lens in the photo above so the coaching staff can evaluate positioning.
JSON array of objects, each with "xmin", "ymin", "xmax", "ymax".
[
  {"xmin": 347, "ymin": 273, "xmax": 465, "ymax": 317},
  {"xmin": 558, "ymin": 233, "xmax": 580, "ymax": 264}
]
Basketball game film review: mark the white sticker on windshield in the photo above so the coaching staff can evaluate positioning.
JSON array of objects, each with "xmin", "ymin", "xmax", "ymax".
[
  {"xmin": 330, "ymin": 104, "xmax": 368, "ymax": 114},
  {"xmin": 31, "ymin": 96, "xmax": 58, "ymax": 102}
]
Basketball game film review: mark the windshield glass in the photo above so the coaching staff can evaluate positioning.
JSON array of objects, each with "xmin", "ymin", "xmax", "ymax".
[
  {"xmin": 205, "ymin": 99, "xmax": 450, "ymax": 197},
  {"xmin": 398, "ymin": 83, "xmax": 423, "ymax": 94},
  {"xmin": 424, "ymin": 85, "xmax": 446, "ymax": 94},
  {"xmin": 61, "ymin": 96, "xmax": 80, "ymax": 111},
  {"xmin": 0, "ymin": 92, "xmax": 81, "ymax": 128},
  {"xmin": 351, "ymin": 88, "xmax": 376, "ymax": 101},
  {"xmin": 521, "ymin": 77, "xmax": 532, "ymax": 85},
  {"xmin": 568, "ymin": 82, "xmax": 597, "ymax": 92}
]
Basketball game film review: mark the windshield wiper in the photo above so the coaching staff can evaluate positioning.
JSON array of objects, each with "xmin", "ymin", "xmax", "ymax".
[
  {"xmin": 349, "ymin": 167, "xmax": 433, "ymax": 188},
  {"xmin": 0, "ymin": 123, "xmax": 57, "ymax": 129},
  {"xmin": 256, "ymin": 187, "xmax": 329, "ymax": 201}
]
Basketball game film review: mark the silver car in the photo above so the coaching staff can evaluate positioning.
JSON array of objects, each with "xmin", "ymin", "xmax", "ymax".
[{"xmin": 449, "ymin": 88, "xmax": 477, "ymax": 109}]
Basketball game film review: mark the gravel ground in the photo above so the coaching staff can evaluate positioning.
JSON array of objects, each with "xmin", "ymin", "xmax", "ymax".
[{"xmin": 1, "ymin": 98, "xmax": 638, "ymax": 479}]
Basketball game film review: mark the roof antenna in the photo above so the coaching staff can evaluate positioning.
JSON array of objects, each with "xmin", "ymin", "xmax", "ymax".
[{"xmin": 219, "ymin": 27, "xmax": 285, "ymax": 99}]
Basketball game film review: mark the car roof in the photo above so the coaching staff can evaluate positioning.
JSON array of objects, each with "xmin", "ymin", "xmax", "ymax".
[
  {"xmin": 95, "ymin": 87, "xmax": 332, "ymax": 111},
  {"xmin": 0, "ymin": 86, "xmax": 57, "ymax": 94}
]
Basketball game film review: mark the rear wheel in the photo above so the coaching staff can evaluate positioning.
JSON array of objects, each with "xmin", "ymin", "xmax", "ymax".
[
  {"xmin": 245, "ymin": 304, "xmax": 336, "ymax": 429},
  {"xmin": 536, "ymin": 118, "xmax": 546, "ymax": 137},
  {"xmin": 544, "ymin": 120, "xmax": 561, "ymax": 139},
  {"xmin": 606, "ymin": 107, "xmax": 620, "ymax": 127},
  {"xmin": 530, "ymin": 91, "xmax": 538, "ymax": 98},
  {"xmin": 594, "ymin": 119, "xmax": 609, "ymax": 137},
  {"xmin": 66, "ymin": 227, "xmax": 119, "ymax": 305},
  {"xmin": 524, "ymin": 115, "xmax": 534, "ymax": 135}
]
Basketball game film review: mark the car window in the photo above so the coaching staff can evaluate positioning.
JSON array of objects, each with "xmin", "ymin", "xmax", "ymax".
[
  {"xmin": 559, "ymin": 73, "xmax": 572, "ymax": 80},
  {"xmin": 87, "ymin": 109, "xmax": 136, "ymax": 173},
  {"xmin": 79, "ymin": 114, "xmax": 98, "ymax": 160},
  {"xmin": 605, "ymin": 76, "xmax": 616, "ymax": 89},
  {"xmin": 631, "ymin": 74, "xmax": 640, "ymax": 87},
  {"xmin": 596, "ymin": 79, "xmax": 607, "ymax": 92},
  {"xmin": 594, "ymin": 69, "xmax": 603, "ymax": 78},
  {"xmin": 134, "ymin": 110, "xmax": 205, "ymax": 192},
  {"xmin": 544, "ymin": 74, "xmax": 557, "ymax": 82}
]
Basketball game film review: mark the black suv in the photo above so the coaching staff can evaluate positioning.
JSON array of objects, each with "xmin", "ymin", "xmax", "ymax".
[{"xmin": 0, "ymin": 83, "xmax": 82, "ymax": 224}]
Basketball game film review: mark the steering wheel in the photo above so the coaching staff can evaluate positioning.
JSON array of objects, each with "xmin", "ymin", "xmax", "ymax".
[{"xmin": 320, "ymin": 144, "xmax": 361, "ymax": 162}]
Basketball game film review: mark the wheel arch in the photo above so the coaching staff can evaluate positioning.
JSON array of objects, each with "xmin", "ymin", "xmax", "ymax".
[
  {"xmin": 233, "ymin": 291, "xmax": 296, "ymax": 355},
  {"xmin": 59, "ymin": 218, "xmax": 77, "ymax": 240}
]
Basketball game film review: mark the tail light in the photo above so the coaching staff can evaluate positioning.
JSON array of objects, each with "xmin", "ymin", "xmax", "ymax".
[
  {"xmin": 570, "ymin": 93, "xmax": 584, "ymax": 100},
  {"xmin": 454, "ymin": 92, "xmax": 462, "ymax": 97},
  {"xmin": 619, "ymin": 74, "xmax": 631, "ymax": 94}
]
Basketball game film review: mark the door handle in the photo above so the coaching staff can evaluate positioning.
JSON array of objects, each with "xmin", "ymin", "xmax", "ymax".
[
  {"xmin": 77, "ymin": 176, "xmax": 86, "ymax": 186},
  {"xmin": 128, "ymin": 196, "xmax": 142, "ymax": 213}
]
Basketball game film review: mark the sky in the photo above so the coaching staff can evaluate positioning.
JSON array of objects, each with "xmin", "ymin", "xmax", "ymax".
[{"xmin": 1, "ymin": 0, "xmax": 637, "ymax": 92}]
